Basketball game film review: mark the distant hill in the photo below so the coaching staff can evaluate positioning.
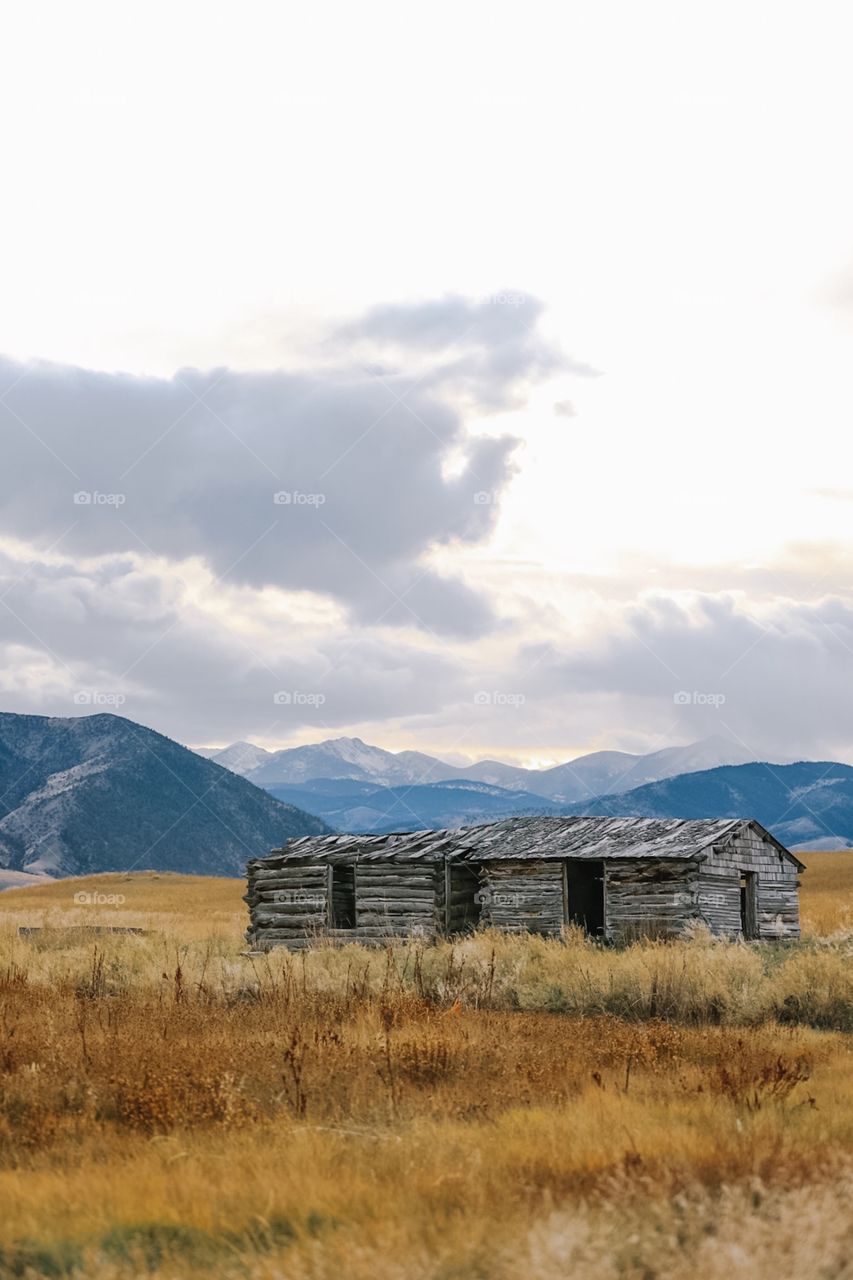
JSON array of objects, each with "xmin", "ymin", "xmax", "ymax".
[
  {"xmin": 0, "ymin": 712, "xmax": 330, "ymax": 877},
  {"xmin": 267, "ymin": 777, "xmax": 561, "ymax": 834},
  {"xmin": 200, "ymin": 733, "xmax": 772, "ymax": 802},
  {"xmin": 565, "ymin": 761, "xmax": 853, "ymax": 851}
]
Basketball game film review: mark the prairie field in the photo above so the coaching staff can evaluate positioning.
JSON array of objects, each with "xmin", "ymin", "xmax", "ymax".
[{"xmin": 0, "ymin": 852, "xmax": 853, "ymax": 1279}]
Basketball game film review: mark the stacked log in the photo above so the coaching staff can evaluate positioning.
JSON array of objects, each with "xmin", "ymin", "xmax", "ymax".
[
  {"xmin": 478, "ymin": 860, "xmax": 564, "ymax": 935},
  {"xmin": 244, "ymin": 860, "xmax": 327, "ymax": 947}
]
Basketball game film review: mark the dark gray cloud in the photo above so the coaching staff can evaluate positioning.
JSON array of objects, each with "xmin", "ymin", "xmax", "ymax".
[{"xmin": 0, "ymin": 293, "xmax": 580, "ymax": 639}]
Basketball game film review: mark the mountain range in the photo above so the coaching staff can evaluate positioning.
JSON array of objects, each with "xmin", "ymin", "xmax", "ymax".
[
  {"xmin": 0, "ymin": 712, "xmax": 329, "ymax": 878},
  {"xmin": 0, "ymin": 713, "xmax": 846, "ymax": 884},
  {"xmin": 198, "ymin": 734, "xmax": 771, "ymax": 802},
  {"xmin": 266, "ymin": 777, "xmax": 562, "ymax": 834},
  {"xmin": 200, "ymin": 735, "xmax": 853, "ymax": 850},
  {"xmin": 566, "ymin": 761, "xmax": 853, "ymax": 852}
]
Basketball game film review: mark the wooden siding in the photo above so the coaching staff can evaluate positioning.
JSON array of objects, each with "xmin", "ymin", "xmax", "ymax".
[
  {"xmin": 695, "ymin": 871, "xmax": 742, "ymax": 936},
  {"xmin": 353, "ymin": 863, "xmax": 438, "ymax": 940},
  {"xmin": 436, "ymin": 862, "xmax": 481, "ymax": 936},
  {"xmin": 244, "ymin": 861, "xmax": 328, "ymax": 948},
  {"xmin": 478, "ymin": 861, "xmax": 564, "ymax": 935},
  {"xmin": 698, "ymin": 827, "xmax": 800, "ymax": 940},
  {"xmin": 605, "ymin": 859, "xmax": 697, "ymax": 941},
  {"xmin": 246, "ymin": 860, "xmax": 440, "ymax": 948}
]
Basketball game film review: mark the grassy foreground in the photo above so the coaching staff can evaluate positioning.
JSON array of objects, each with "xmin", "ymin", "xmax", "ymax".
[{"xmin": 0, "ymin": 852, "xmax": 852, "ymax": 1278}]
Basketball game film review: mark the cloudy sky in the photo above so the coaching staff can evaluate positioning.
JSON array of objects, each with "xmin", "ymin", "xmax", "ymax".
[{"xmin": 1, "ymin": 1, "xmax": 852, "ymax": 765}]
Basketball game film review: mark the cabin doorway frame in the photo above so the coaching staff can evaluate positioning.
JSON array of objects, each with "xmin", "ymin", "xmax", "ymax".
[
  {"xmin": 328, "ymin": 864, "xmax": 357, "ymax": 929},
  {"xmin": 562, "ymin": 859, "xmax": 605, "ymax": 937},
  {"xmin": 444, "ymin": 861, "xmax": 482, "ymax": 934},
  {"xmin": 740, "ymin": 871, "xmax": 758, "ymax": 940}
]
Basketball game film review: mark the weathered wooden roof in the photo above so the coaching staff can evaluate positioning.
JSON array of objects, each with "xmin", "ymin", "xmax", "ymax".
[{"xmin": 251, "ymin": 815, "xmax": 804, "ymax": 870}]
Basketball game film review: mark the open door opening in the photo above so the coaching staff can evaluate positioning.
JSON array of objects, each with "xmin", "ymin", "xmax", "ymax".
[
  {"xmin": 740, "ymin": 871, "xmax": 758, "ymax": 940},
  {"xmin": 564, "ymin": 859, "xmax": 605, "ymax": 936},
  {"xmin": 445, "ymin": 862, "xmax": 481, "ymax": 934},
  {"xmin": 330, "ymin": 864, "xmax": 356, "ymax": 929}
]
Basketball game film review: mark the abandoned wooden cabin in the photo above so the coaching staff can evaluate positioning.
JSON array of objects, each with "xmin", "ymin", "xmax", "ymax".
[{"xmin": 245, "ymin": 815, "xmax": 804, "ymax": 949}]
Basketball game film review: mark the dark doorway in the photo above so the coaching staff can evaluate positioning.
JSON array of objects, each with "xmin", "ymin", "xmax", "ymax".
[
  {"xmin": 445, "ymin": 862, "xmax": 481, "ymax": 934},
  {"xmin": 740, "ymin": 872, "xmax": 758, "ymax": 940},
  {"xmin": 564, "ymin": 860, "xmax": 605, "ymax": 936},
  {"xmin": 330, "ymin": 864, "xmax": 356, "ymax": 929}
]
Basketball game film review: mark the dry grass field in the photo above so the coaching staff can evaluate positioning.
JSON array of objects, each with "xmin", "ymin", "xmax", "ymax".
[{"xmin": 0, "ymin": 850, "xmax": 852, "ymax": 1279}]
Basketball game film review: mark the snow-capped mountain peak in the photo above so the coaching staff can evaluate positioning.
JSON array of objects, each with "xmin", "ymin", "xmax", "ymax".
[{"xmin": 198, "ymin": 734, "xmax": 783, "ymax": 801}]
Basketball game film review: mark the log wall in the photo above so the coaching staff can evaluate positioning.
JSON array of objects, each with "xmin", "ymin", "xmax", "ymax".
[
  {"xmin": 697, "ymin": 828, "xmax": 800, "ymax": 940},
  {"xmin": 436, "ymin": 862, "xmax": 481, "ymax": 935},
  {"xmin": 353, "ymin": 863, "xmax": 439, "ymax": 940},
  {"xmin": 604, "ymin": 859, "xmax": 697, "ymax": 942},
  {"xmin": 246, "ymin": 822, "xmax": 801, "ymax": 948},
  {"xmin": 244, "ymin": 860, "xmax": 328, "ymax": 948},
  {"xmin": 245, "ymin": 858, "xmax": 441, "ymax": 948},
  {"xmin": 477, "ymin": 860, "xmax": 564, "ymax": 935}
]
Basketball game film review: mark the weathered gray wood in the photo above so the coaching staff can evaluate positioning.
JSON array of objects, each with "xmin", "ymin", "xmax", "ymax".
[
  {"xmin": 250, "ymin": 867, "xmax": 326, "ymax": 884},
  {"xmin": 479, "ymin": 861, "xmax": 564, "ymax": 935},
  {"xmin": 248, "ymin": 817, "xmax": 801, "ymax": 948},
  {"xmin": 355, "ymin": 887, "xmax": 435, "ymax": 902},
  {"xmin": 605, "ymin": 858, "xmax": 697, "ymax": 941}
]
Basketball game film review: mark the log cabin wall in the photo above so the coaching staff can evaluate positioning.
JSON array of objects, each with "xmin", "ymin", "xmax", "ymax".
[
  {"xmin": 694, "ymin": 870, "xmax": 742, "ymax": 937},
  {"xmin": 604, "ymin": 858, "xmax": 697, "ymax": 942},
  {"xmin": 246, "ymin": 857, "xmax": 442, "ymax": 947},
  {"xmin": 353, "ymin": 862, "xmax": 439, "ymax": 941},
  {"xmin": 697, "ymin": 828, "xmax": 800, "ymax": 939},
  {"xmin": 244, "ymin": 858, "xmax": 328, "ymax": 949},
  {"xmin": 477, "ymin": 860, "xmax": 564, "ymax": 935},
  {"xmin": 438, "ymin": 861, "xmax": 481, "ymax": 935}
]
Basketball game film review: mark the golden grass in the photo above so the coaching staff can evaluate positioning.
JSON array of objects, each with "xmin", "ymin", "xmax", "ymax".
[
  {"xmin": 0, "ymin": 870, "xmax": 246, "ymax": 940},
  {"xmin": 0, "ymin": 852, "xmax": 851, "ymax": 1278},
  {"xmin": 798, "ymin": 848, "xmax": 853, "ymax": 934}
]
